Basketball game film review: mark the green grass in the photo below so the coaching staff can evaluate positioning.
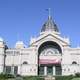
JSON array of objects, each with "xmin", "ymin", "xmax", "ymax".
[
  {"xmin": 0, "ymin": 73, "xmax": 80, "ymax": 80},
  {"xmin": 55, "ymin": 76, "xmax": 73, "ymax": 80},
  {"xmin": 72, "ymin": 78, "xmax": 80, "ymax": 80}
]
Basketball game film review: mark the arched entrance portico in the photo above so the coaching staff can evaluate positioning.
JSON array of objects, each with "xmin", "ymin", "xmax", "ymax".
[{"xmin": 38, "ymin": 41, "xmax": 62, "ymax": 76}]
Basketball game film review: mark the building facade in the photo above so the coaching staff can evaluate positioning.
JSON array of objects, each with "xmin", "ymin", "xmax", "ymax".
[{"xmin": 0, "ymin": 15, "xmax": 80, "ymax": 76}]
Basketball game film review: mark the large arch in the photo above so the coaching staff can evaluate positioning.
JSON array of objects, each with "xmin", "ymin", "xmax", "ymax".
[
  {"xmin": 38, "ymin": 41, "xmax": 62, "ymax": 76},
  {"xmin": 38, "ymin": 41, "xmax": 62, "ymax": 55}
]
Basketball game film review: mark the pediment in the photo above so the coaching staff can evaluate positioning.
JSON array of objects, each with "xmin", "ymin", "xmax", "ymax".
[{"xmin": 30, "ymin": 33, "xmax": 70, "ymax": 47}]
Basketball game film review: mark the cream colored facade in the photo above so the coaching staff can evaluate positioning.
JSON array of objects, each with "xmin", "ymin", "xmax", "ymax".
[{"xmin": 0, "ymin": 15, "xmax": 80, "ymax": 76}]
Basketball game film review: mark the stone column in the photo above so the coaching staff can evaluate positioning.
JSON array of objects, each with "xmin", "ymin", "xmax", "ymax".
[
  {"xmin": 44, "ymin": 66, "xmax": 47, "ymax": 76},
  {"xmin": 53, "ymin": 66, "xmax": 55, "ymax": 75},
  {"xmin": 18, "ymin": 65, "xmax": 21, "ymax": 75},
  {"xmin": 11, "ymin": 65, "xmax": 14, "ymax": 74}
]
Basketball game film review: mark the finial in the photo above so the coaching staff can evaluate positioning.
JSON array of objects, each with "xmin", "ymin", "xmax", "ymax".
[
  {"xmin": 46, "ymin": 8, "xmax": 51, "ymax": 20},
  {"xmin": 48, "ymin": 8, "xmax": 51, "ymax": 19}
]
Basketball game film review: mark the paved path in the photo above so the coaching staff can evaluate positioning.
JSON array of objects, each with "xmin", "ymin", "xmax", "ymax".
[{"xmin": 45, "ymin": 76, "xmax": 55, "ymax": 80}]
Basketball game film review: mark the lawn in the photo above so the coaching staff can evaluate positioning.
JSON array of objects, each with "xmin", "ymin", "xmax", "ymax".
[{"xmin": 72, "ymin": 78, "xmax": 80, "ymax": 80}]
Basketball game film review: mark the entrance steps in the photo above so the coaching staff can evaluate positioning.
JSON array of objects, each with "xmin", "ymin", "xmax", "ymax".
[{"xmin": 45, "ymin": 76, "xmax": 55, "ymax": 80}]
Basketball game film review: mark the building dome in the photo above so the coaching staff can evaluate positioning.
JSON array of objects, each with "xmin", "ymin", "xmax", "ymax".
[
  {"xmin": 15, "ymin": 41, "xmax": 25, "ymax": 48},
  {"xmin": 41, "ymin": 16, "xmax": 59, "ymax": 32},
  {"xmin": 0, "ymin": 37, "xmax": 4, "ymax": 42}
]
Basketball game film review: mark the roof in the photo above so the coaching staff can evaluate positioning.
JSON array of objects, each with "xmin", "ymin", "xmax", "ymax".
[{"xmin": 41, "ymin": 16, "xmax": 59, "ymax": 32}]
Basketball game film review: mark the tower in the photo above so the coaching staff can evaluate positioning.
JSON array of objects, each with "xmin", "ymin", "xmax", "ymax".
[{"xmin": 0, "ymin": 37, "xmax": 5, "ymax": 73}]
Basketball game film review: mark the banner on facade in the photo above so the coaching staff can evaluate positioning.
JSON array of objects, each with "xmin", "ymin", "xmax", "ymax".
[{"xmin": 39, "ymin": 59, "xmax": 61, "ymax": 64}]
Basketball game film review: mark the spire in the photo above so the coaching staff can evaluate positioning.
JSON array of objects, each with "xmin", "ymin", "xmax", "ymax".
[
  {"xmin": 41, "ymin": 8, "xmax": 59, "ymax": 32},
  {"xmin": 46, "ymin": 8, "xmax": 52, "ymax": 20},
  {"xmin": 48, "ymin": 8, "xmax": 51, "ymax": 20}
]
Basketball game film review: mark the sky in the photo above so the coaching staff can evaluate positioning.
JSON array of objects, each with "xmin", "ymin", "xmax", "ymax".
[{"xmin": 0, "ymin": 0, "xmax": 80, "ymax": 48}]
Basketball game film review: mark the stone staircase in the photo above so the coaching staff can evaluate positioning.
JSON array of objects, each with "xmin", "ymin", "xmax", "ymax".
[{"xmin": 45, "ymin": 76, "xmax": 55, "ymax": 80}]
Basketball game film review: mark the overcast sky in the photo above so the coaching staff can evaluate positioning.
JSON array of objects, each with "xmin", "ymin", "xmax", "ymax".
[{"xmin": 0, "ymin": 0, "xmax": 80, "ymax": 47}]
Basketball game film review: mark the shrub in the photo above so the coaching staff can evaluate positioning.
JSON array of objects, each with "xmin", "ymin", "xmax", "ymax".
[
  {"xmin": 23, "ymin": 76, "xmax": 44, "ymax": 80},
  {"xmin": 0, "ymin": 73, "xmax": 15, "ymax": 79},
  {"xmin": 75, "ymin": 72, "xmax": 80, "ymax": 77}
]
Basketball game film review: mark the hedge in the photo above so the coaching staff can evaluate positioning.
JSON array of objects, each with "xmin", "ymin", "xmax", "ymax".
[
  {"xmin": 23, "ymin": 76, "xmax": 44, "ymax": 80},
  {"xmin": 0, "ymin": 73, "xmax": 14, "ymax": 79},
  {"xmin": 55, "ymin": 75, "xmax": 73, "ymax": 80}
]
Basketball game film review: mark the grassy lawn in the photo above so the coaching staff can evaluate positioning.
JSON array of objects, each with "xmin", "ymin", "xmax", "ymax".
[{"xmin": 72, "ymin": 78, "xmax": 80, "ymax": 80}]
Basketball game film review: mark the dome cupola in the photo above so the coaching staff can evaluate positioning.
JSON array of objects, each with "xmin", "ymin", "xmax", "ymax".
[
  {"xmin": 41, "ymin": 16, "xmax": 59, "ymax": 32},
  {"xmin": 41, "ymin": 8, "xmax": 59, "ymax": 34}
]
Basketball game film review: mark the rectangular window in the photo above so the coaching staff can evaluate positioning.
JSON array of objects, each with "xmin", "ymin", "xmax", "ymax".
[
  {"xmin": 39, "ymin": 66, "xmax": 44, "ymax": 75},
  {"xmin": 14, "ymin": 66, "xmax": 18, "ymax": 74},
  {"xmin": 5, "ymin": 66, "xmax": 11, "ymax": 74},
  {"xmin": 47, "ymin": 66, "xmax": 53, "ymax": 75},
  {"xmin": 55, "ymin": 65, "xmax": 62, "ymax": 75},
  {"xmin": 5, "ymin": 66, "xmax": 18, "ymax": 74}
]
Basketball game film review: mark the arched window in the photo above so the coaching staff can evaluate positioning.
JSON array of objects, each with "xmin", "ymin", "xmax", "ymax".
[
  {"xmin": 72, "ymin": 61, "xmax": 77, "ymax": 64},
  {"xmin": 23, "ymin": 61, "xmax": 28, "ymax": 65}
]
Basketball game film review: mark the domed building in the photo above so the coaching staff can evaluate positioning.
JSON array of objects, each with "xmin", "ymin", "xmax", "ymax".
[{"xmin": 0, "ymin": 14, "xmax": 80, "ymax": 76}]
